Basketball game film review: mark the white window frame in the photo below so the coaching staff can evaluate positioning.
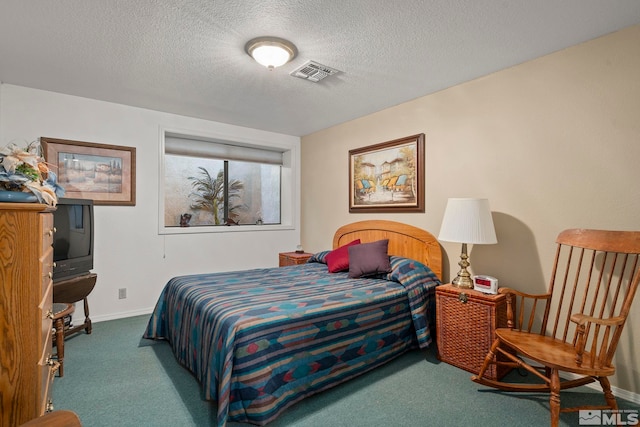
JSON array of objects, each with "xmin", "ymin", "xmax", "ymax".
[{"xmin": 158, "ymin": 126, "xmax": 297, "ymax": 235}]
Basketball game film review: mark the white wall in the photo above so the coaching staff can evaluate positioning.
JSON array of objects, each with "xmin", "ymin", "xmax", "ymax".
[
  {"xmin": 301, "ymin": 25, "xmax": 640, "ymax": 397},
  {"xmin": 0, "ymin": 84, "xmax": 301, "ymax": 322}
]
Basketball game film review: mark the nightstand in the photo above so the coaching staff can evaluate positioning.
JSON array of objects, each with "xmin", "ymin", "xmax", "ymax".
[
  {"xmin": 436, "ymin": 283, "xmax": 512, "ymax": 380},
  {"xmin": 279, "ymin": 251, "xmax": 313, "ymax": 267}
]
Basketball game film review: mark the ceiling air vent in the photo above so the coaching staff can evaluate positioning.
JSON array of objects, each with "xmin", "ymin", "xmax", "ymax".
[{"xmin": 290, "ymin": 61, "xmax": 340, "ymax": 83}]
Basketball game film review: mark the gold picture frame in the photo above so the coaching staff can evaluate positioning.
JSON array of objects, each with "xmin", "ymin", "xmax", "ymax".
[
  {"xmin": 349, "ymin": 133, "xmax": 424, "ymax": 213},
  {"xmin": 41, "ymin": 137, "xmax": 136, "ymax": 206}
]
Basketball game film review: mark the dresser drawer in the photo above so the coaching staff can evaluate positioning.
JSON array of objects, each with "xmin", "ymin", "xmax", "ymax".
[
  {"xmin": 41, "ymin": 213, "xmax": 55, "ymax": 253},
  {"xmin": 41, "ymin": 246, "xmax": 54, "ymax": 295},
  {"xmin": 39, "ymin": 282, "xmax": 54, "ymax": 361},
  {"xmin": 38, "ymin": 329, "xmax": 56, "ymax": 415}
]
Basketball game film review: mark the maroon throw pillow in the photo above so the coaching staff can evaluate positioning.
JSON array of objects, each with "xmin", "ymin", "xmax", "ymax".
[
  {"xmin": 348, "ymin": 239, "xmax": 392, "ymax": 278},
  {"xmin": 325, "ymin": 239, "xmax": 361, "ymax": 272}
]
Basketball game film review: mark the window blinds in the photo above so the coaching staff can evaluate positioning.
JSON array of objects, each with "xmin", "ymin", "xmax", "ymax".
[{"xmin": 165, "ymin": 136, "xmax": 284, "ymax": 165}]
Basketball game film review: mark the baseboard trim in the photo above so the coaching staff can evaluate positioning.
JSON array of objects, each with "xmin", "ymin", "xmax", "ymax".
[
  {"xmin": 91, "ymin": 307, "xmax": 155, "ymax": 323},
  {"xmin": 562, "ymin": 371, "xmax": 640, "ymax": 405}
]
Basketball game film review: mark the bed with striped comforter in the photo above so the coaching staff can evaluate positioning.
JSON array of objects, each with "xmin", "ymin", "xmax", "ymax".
[{"xmin": 143, "ymin": 254, "xmax": 440, "ymax": 426}]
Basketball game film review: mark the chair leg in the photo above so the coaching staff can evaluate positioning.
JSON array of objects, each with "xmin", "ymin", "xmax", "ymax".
[
  {"xmin": 54, "ymin": 317, "xmax": 66, "ymax": 377},
  {"xmin": 83, "ymin": 297, "xmax": 92, "ymax": 334},
  {"xmin": 598, "ymin": 377, "xmax": 618, "ymax": 411},
  {"xmin": 550, "ymin": 368, "xmax": 560, "ymax": 427},
  {"xmin": 475, "ymin": 338, "xmax": 499, "ymax": 380}
]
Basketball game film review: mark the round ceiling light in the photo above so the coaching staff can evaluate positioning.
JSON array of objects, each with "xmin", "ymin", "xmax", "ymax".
[{"xmin": 245, "ymin": 36, "xmax": 298, "ymax": 70}]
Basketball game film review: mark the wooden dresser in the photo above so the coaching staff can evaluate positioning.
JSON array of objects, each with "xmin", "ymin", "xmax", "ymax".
[{"xmin": 0, "ymin": 203, "xmax": 57, "ymax": 426}]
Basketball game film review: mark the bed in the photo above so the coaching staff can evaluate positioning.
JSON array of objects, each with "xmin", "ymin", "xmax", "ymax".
[{"xmin": 144, "ymin": 220, "xmax": 442, "ymax": 426}]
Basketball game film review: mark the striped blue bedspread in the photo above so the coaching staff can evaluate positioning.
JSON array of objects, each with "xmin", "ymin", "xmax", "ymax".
[{"xmin": 144, "ymin": 255, "xmax": 440, "ymax": 426}]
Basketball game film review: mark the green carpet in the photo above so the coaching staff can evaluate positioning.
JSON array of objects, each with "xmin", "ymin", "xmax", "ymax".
[{"xmin": 52, "ymin": 315, "xmax": 637, "ymax": 426}]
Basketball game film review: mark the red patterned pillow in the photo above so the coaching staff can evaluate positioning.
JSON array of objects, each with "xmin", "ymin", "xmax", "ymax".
[{"xmin": 325, "ymin": 239, "xmax": 361, "ymax": 273}]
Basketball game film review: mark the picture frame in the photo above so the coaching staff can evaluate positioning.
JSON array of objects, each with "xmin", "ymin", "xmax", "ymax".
[
  {"xmin": 41, "ymin": 137, "xmax": 136, "ymax": 206},
  {"xmin": 349, "ymin": 133, "xmax": 424, "ymax": 213}
]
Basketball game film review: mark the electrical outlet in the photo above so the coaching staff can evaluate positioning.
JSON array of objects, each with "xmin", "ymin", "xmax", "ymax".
[{"xmin": 118, "ymin": 288, "xmax": 127, "ymax": 299}]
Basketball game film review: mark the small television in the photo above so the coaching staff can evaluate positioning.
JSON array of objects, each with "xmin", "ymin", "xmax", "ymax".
[{"xmin": 52, "ymin": 197, "xmax": 94, "ymax": 281}]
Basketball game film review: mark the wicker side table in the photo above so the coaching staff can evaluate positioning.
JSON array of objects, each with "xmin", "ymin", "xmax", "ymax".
[{"xmin": 436, "ymin": 284, "xmax": 512, "ymax": 380}]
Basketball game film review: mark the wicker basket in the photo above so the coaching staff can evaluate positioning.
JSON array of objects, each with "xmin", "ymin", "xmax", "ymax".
[{"xmin": 436, "ymin": 284, "xmax": 512, "ymax": 380}]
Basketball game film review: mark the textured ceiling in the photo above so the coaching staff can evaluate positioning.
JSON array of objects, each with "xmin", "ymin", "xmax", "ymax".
[{"xmin": 1, "ymin": 1, "xmax": 639, "ymax": 137}]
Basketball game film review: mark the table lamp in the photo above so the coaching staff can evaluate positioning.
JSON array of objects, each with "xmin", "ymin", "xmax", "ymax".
[{"xmin": 438, "ymin": 198, "xmax": 497, "ymax": 289}]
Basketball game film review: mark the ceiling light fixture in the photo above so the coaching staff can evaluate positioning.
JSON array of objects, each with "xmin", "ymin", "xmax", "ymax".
[{"xmin": 245, "ymin": 36, "xmax": 297, "ymax": 70}]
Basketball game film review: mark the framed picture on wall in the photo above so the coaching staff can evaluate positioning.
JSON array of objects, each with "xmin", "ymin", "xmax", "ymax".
[
  {"xmin": 41, "ymin": 137, "xmax": 136, "ymax": 206},
  {"xmin": 349, "ymin": 133, "xmax": 424, "ymax": 213}
]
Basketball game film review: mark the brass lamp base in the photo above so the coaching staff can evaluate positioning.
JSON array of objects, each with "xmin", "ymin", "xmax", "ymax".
[
  {"xmin": 452, "ymin": 243, "xmax": 474, "ymax": 289},
  {"xmin": 452, "ymin": 272, "xmax": 474, "ymax": 289}
]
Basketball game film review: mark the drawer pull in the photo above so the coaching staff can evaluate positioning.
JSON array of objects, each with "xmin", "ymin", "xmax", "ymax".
[
  {"xmin": 48, "ymin": 271, "xmax": 53, "ymax": 279},
  {"xmin": 458, "ymin": 293, "xmax": 468, "ymax": 304},
  {"xmin": 46, "ymin": 399, "xmax": 54, "ymax": 412}
]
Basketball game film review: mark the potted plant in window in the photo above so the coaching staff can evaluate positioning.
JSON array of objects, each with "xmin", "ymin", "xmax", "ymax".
[{"xmin": 188, "ymin": 166, "xmax": 245, "ymax": 225}]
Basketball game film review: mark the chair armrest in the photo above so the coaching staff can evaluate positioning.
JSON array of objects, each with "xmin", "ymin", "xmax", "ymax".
[
  {"xmin": 499, "ymin": 287, "xmax": 551, "ymax": 301},
  {"xmin": 570, "ymin": 313, "xmax": 625, "ymax": 367},
  {"xmin": 499, "ymin": 287, "xmax": 551, "ymax": 331},
  {"xmin": 570, "ymin": 313, "xmax": 625, "ymax": 327}
]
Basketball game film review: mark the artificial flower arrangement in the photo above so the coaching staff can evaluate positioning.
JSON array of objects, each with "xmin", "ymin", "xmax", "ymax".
[{"xmin": 0, "ymin": 140, "xmax": 65, "ymax": 206}]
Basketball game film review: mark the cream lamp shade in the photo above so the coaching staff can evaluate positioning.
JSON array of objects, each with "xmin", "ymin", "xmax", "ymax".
[{"xmin": 438, "ymin": 198, "xmax": 497, "ymax": 288}]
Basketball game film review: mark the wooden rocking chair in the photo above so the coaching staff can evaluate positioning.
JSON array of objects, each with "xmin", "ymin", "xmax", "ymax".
[{"xmin": 471, "ymin": 229, "xmax": 640, "ymax": 427}]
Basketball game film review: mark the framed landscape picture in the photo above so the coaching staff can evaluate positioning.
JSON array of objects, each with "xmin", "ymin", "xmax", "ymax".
[
  {"xmin": 41, "ymin": 137, "xmax": 136, "ymax": 206},
  {"xmin": 349, "ymin": 133, "xmax": 424, "ymax": 213}
]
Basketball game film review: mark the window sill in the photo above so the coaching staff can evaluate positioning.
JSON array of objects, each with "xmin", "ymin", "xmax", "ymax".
[{"xmin": 159, "ymin": 223, "xmax": 295, "ymax": 235}]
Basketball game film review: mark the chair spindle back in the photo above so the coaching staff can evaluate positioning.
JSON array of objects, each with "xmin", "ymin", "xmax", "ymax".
[{"xmin": 533, "ymin": 229, "xmax": 640, "ymax": 369}]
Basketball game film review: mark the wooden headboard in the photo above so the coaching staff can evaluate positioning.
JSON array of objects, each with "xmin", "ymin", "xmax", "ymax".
[{"xmin": 332, "ymin": 220, "xmax": 442, "ymax": 280}]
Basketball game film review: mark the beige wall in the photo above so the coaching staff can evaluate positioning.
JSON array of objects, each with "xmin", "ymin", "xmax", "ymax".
[{"xmin": 301, "ymin": 25, "xmax": 640, "ymax": 396}]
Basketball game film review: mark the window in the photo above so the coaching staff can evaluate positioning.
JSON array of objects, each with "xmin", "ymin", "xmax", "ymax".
[{"xmin": 159, "ymin": 130, "xmax": 296, "ymax": 234}]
